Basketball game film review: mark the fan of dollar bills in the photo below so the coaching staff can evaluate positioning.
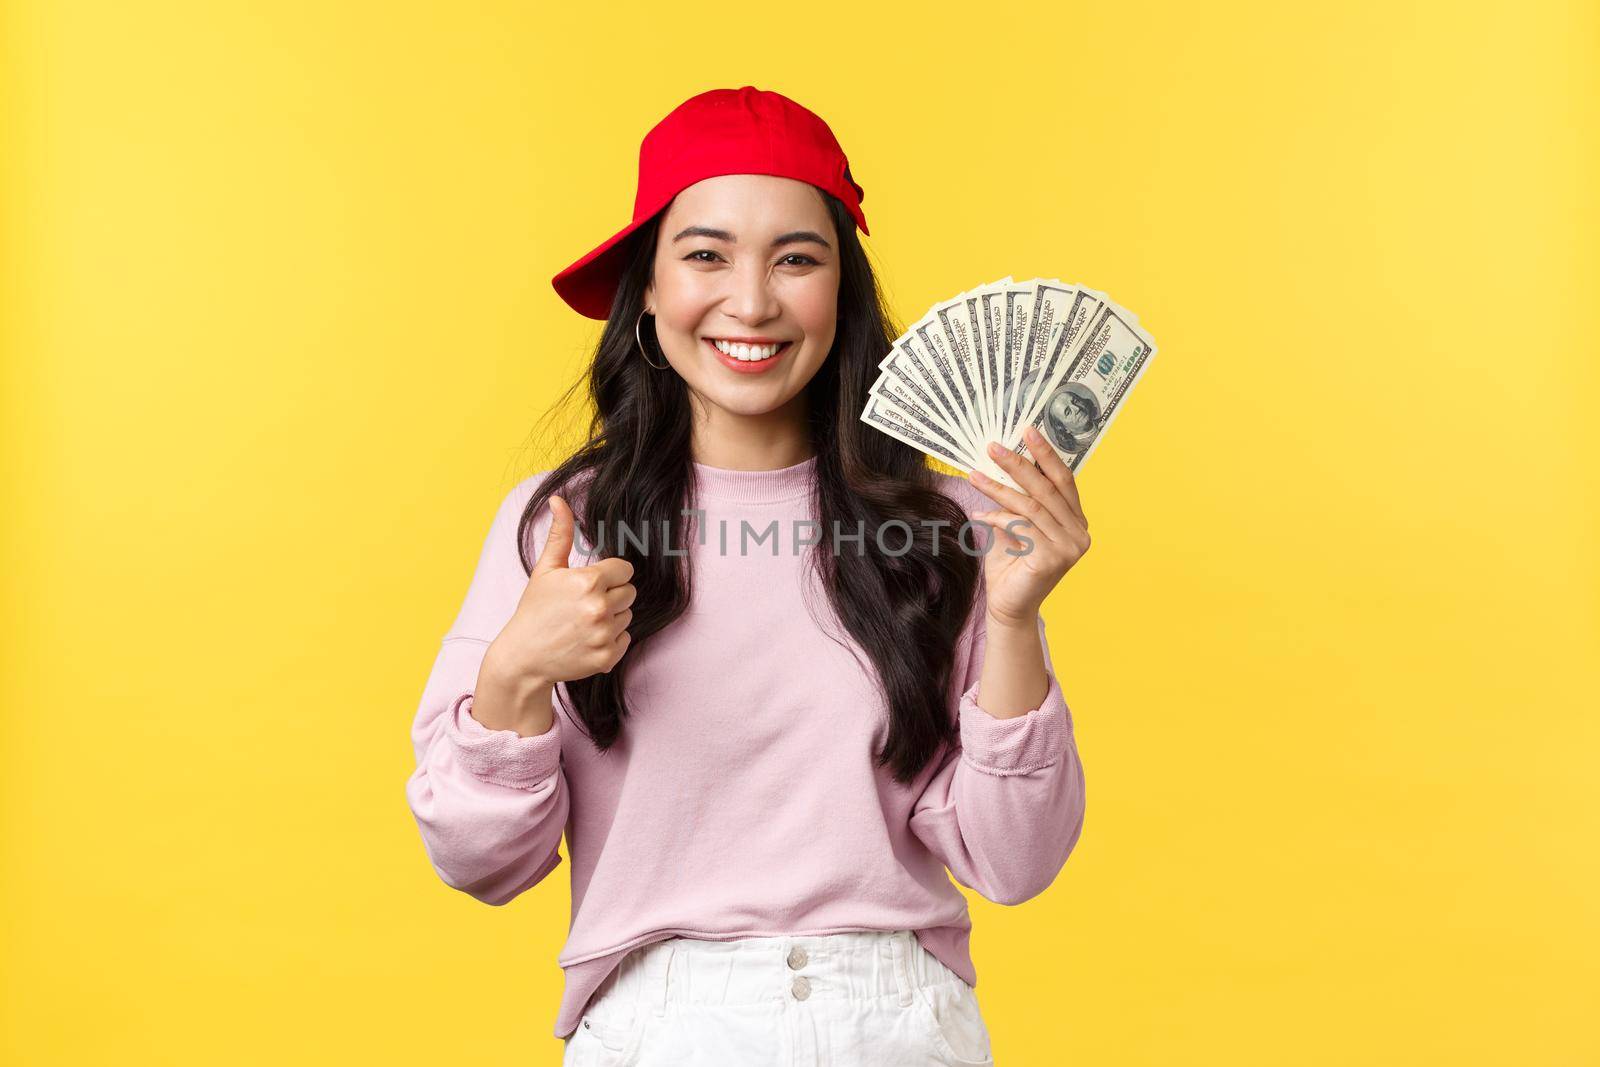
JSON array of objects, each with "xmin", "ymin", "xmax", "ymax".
[{"xmin": 860, "ymin": 276, "xmax": 1157, "ymax": 491}]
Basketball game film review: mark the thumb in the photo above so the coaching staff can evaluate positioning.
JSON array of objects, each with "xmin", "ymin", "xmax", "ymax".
[{"xmin": 533, "ymin": 494, "xmax": 575, "ymax": 572}]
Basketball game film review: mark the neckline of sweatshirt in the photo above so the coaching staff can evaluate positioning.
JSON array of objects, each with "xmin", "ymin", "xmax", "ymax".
[{"xmin": 688, "ymin": 453, "xmax": 818, "ymax": 505}]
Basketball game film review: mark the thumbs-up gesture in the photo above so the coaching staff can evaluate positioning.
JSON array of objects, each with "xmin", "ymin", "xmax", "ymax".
[{"xmin": 475, "ymin": 495, "xmax": 636, "ymax": 734}]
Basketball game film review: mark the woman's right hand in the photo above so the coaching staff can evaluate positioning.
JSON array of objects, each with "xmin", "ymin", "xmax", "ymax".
[{"xmin": 473, "ymin": 494, "xmax": 636, "ymax": 735}]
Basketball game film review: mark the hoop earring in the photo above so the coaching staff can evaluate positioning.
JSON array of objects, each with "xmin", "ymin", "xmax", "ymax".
[{"xmin": 635, "ymin": 309, "xmax": 669, "ymax": 370}]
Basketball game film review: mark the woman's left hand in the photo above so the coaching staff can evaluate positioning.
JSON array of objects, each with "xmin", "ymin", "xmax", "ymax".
[{"xmin": 967, "ymin": 425, "xmax": 1092, "ymax": 629}]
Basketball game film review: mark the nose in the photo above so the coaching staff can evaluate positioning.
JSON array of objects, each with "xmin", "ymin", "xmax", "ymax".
[{"xmin": 723, "ymin": 257, "xmax": 782, "ymax": 325}]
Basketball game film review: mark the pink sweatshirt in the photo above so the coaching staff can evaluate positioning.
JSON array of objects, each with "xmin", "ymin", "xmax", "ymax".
[{"xmin": 405, "ymin": 456, "xmax": 1086, "ymax": 1039}]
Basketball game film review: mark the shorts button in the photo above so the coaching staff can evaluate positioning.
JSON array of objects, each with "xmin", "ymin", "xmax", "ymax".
[
  {"xmin": 787, "ymin": 946, "xmax": 808, "ymax": 970},
  {"xmin": 791, "ymin": 975, "xmax": 811, "ymax": 1000}
]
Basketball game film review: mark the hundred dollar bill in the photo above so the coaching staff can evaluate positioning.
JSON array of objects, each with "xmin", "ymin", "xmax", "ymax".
[
  {"xmin": 877, "ymin": 336, "xmax": 980, "ymax": 459},
  {"xmin": 974, "ymin": 279, "xmax": 1011, "ymax": 447},
  {"xmin": 1008, "ymin": 281, "xmax": 1107, "ymax": 444},
  {"xmin": 859, "ymin": 389, "xmax": 1021, "ymax": 490},
  {"xmin": 889, "ymin": 276, "xmax": 1016, "ymax": 459},
  {"xmin": 1011, "ymin": 301, "xmax": 1158, "ymax": 473},
  {"xmin": 859, "ymin": 393, "xmax": 977, "ymax": 475},
  {"xmin": 908, "ymin": 314, "xmax": 985, "ymax": 457},
  {"xmin": 924, "ymin": 285, "xmax": 995, "ymax": 449},
  {"xmin": 995, "ymin": 281, "xmax": 1039, "ymax": 445},
  {"xmin": 867, "ymin": 365, "xmax": 980, "ymax": 468}
]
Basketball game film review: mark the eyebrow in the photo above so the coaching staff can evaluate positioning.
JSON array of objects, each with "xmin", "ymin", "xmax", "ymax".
[{"xmin": 671, "ymin": 225, "xmax": 832, "ymax": 250}]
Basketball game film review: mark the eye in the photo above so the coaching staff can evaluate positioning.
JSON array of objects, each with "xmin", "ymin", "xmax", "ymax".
[
  {"xmin": 780, "ymin": 253, "xmax": 820, "ymax": 267},
  {"xmin": 685, "ymin": 249, "xmax": 722, "ymax": 263}
]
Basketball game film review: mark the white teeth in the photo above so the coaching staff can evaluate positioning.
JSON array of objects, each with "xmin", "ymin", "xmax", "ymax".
[{"xmin": 712, "ymin": 339, "xmax": 783, "ymax": 361}]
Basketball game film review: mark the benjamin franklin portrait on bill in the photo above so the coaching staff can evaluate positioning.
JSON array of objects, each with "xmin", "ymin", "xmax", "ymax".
[{"xmin": 1035, "ymin": 380, "xmax": 1103, "ymax": 455}]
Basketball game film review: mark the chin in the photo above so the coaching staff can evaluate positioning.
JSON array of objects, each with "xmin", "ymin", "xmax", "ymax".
[{"xmin": 705, "ymin": 388, "xmax": 796, "ymax": 418}]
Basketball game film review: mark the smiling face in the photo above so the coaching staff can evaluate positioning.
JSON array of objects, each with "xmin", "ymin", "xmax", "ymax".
[{"xmin": 643, "ymin": 174, "xmax": 841, "ymax": 430}]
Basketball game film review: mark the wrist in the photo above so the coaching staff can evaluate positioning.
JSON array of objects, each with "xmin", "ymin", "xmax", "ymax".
[
  {"xmin": 480, "ymin": 644, "xmax": 554, "ymax": 700},
  {"xmin": 984, "ymin": 605, "xmax": 1040, "ymax": 635},
  {"xmin": 474, "ymin": 654, "xmax": 556, "ymax": 736}
]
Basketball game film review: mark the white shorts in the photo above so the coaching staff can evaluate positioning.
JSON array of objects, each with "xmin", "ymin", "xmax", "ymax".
[{"xmin": 561, "ymin": 928, "xmax": 996, "ymax": 1066}]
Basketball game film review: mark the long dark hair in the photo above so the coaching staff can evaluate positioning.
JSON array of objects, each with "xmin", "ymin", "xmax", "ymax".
[{"xmin": 519, "ymin": 192, "xmax": 980, "ymax": 784}]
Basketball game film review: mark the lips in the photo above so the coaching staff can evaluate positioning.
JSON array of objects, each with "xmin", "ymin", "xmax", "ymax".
[{"xmin": 704, "ymin": 337, "xmax": 793, "ymax": 375}]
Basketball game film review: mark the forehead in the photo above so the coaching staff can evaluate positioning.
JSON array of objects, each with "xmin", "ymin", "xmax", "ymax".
[{"xmin": 661, "ymin": 174, "xmax": 831, "ymax": 233}]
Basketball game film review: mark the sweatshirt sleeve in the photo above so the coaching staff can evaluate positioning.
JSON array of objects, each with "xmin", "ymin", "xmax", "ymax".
[
  {"xmin": 404, "ymin": 474, "xmax": 571, "ymax": 906},
  {"xmin": 907, "ymin": 483, "xmax": 1087, "ymax": 906}
]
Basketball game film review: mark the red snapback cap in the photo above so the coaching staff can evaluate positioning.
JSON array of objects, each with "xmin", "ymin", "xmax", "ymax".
[{"xmin": 551, "ymin": 86, "xmax": 870, "ymax": 321}]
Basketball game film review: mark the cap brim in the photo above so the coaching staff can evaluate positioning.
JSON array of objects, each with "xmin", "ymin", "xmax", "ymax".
[{"xmin": 551, "ymin": 206, "xmax": 665, "ymax": 321}]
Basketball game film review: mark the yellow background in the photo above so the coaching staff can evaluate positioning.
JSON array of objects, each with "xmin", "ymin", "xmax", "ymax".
[{"xmin": 3, "ymin": 0, "xmax": 1596, "ymax": 1063}]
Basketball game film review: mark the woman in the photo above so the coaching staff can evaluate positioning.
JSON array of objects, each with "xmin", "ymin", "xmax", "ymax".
[{"xmin": 406, "ymin": 86, "xmax": 1090, "ymax": 1067}]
